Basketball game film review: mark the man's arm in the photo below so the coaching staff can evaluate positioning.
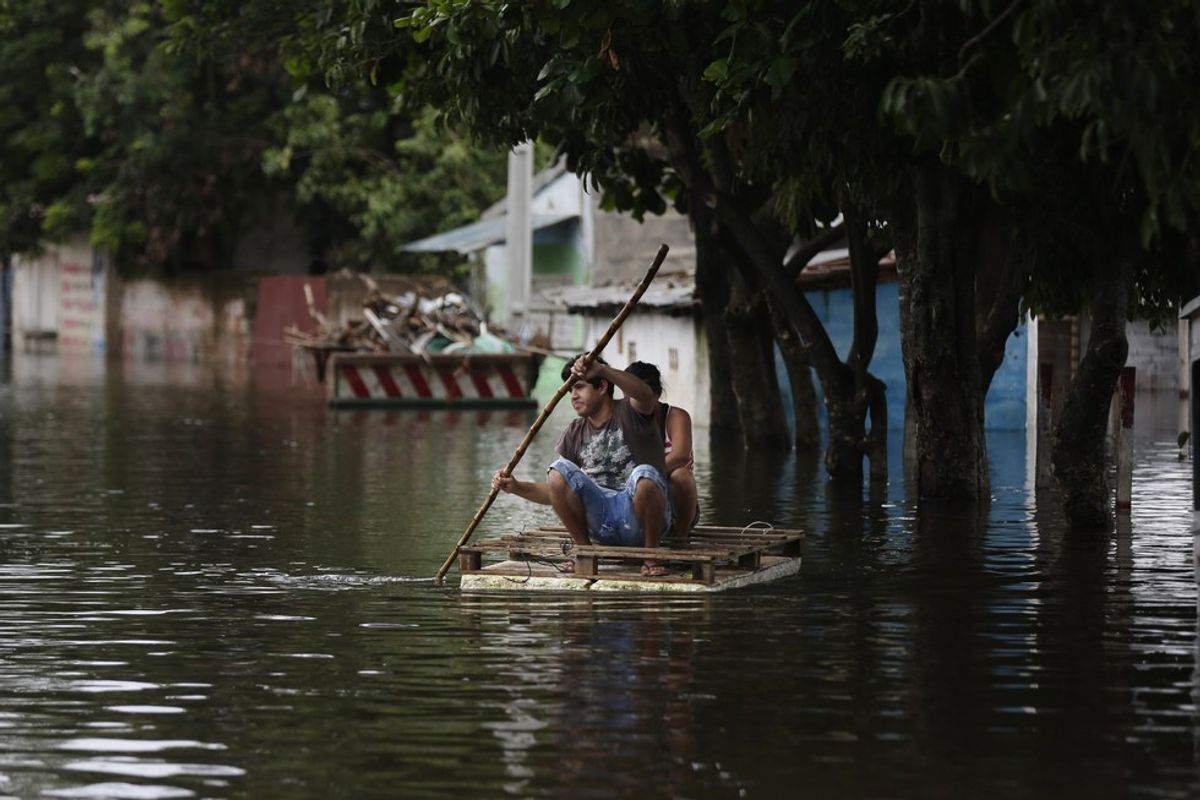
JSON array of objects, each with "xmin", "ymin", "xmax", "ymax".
[
  {"xmin": 574, "ymin": 357, "xmax": 657, "ymax": 415},
  {"xmin": 492, "ymin": 471, "xmax": 551, "ymax": 505}
]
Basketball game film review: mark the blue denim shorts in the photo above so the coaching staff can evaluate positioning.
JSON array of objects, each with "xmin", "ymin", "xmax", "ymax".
[{"xmin": 548, "ymin": 458, "xmax": 672, "ymax": 546}]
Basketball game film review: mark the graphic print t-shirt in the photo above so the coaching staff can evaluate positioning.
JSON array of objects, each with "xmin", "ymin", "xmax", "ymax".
[{"xmin": 555, "ymin": 399, "xmax": 666, "ymax": 490}]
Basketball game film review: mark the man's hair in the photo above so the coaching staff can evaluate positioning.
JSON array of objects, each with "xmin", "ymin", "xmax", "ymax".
[
  {"xmin": 561, "ymin": 354, "xmax": 614, "ymax": 397},
  {"xmin": 625, "ymin": 361, "xmax": 662, "ymax": 397}
]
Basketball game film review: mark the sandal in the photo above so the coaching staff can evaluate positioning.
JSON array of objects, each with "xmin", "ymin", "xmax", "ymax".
[
  {"xmin": 640, "ymin": 561, "xmax": 669, "ymax": 578},
  {"xmin": 556, "ymin": 559, "xmax": 575, "ymax": 574}
]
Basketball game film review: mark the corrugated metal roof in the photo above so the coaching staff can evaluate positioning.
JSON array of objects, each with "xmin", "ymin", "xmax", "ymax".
[
  {"xmin": 399, "ymin": 212, "xmax": 577, "ymax": 254},
  {"xmin": 541, "ymin": 274, "xmax": 697, "ymax": 316},
  {"xmin": 1180, "ymin": 295, "xmax": 1200, "ymax": 319}
]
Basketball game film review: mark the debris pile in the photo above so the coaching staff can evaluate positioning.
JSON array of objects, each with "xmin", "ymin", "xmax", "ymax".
[{"xmin": 285, "ymin": 273, "xmax": 517, "ymax": 355}]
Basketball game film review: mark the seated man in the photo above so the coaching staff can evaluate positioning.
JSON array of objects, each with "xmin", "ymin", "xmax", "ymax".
[{"xmin": 492, "ymin": 354, "xmax": 673, "ymax": 577}]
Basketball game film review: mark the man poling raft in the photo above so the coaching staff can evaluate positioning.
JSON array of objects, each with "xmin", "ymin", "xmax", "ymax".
[
  {"xmin": 492, "ymin": 353, "xmax": 673, "ymax": 577},
  {"xmin": 433, "ymin": 243, "xmax": 671, "ymax": 585}
]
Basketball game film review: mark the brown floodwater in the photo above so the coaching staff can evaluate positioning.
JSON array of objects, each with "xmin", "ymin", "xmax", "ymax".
[{"xmin": 0, "ymin": 351, "xmax": 1196, "ymax": 799}]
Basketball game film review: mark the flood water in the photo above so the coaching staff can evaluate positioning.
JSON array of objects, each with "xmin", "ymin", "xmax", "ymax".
[{"xmin": 0, "ymin": 352, "xmax": 1197, "ymax": 799}]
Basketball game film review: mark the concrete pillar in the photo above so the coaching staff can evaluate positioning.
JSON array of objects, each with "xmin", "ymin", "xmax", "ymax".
[
  {"xmin": 505, "ymin": 141, "xmax": 534, "ymax": 327},
  {"xmin": 1115, "ymin": 366, "xmax": 1135, "ymax": 512}
]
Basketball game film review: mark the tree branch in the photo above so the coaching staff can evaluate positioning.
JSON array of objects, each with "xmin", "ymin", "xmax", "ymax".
[
  {"xmin": 958, "ymin": 0, "xmax": 1024, "ymax": 66},
  {"xmin": 784, "ymin": 222, "xmax": 846, "ymax": 279}
]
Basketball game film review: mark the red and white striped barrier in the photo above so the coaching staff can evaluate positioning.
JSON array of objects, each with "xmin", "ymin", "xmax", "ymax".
[{"xmin": 327, "ymin": 353, "xmax": 539, "ymax": 408}]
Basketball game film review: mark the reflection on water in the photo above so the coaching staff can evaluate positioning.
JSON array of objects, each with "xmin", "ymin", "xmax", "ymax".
[{"xmin": 0, "ymin": 354, "xmax": 1197, "ymax": 798}]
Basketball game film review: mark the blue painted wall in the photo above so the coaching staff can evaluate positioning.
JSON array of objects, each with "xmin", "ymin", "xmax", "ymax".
[{"xmin": 782, "ymin": 281, "xmax": 1028, "ymax": 432}]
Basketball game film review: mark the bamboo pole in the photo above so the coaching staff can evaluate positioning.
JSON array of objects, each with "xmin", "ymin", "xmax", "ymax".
[{"xmin": 433, "ymin": 243, "xmax": 669, "ymax": 585}]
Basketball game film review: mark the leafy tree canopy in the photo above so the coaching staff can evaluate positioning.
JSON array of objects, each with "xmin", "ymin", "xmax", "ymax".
[{"xmin": 0, "ymin": 0, "xmax": 509, "ymax": 274}]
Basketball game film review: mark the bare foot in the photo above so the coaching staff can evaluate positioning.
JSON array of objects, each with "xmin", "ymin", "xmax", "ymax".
[{"xmin": 640, "ymin": 561, "xmax": 668, "ymax": 578}]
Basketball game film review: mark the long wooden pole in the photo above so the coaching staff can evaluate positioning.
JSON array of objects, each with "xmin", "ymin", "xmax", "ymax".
[{"xmin": 434, "ymin": 243, "xmax": 669, "ymax": 585}]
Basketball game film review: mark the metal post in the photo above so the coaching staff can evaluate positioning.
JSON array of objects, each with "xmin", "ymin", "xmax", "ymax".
[
  {"xmin": 1036, "ymin": 363, "xmax": 1054, "ymax": 489},
  {"xmin": 1115, "ymin": 367, "xmax": 1136, "ymax": 512},
  {"xmin": 1193, "ymin": 359, "xmax": 1198, "ymax": 511},
  {"xmin": 1180, "ymin": 315, "xmax": 1191, "ymax": 438}
]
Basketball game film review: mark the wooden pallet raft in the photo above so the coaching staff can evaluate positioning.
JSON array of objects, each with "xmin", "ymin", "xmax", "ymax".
[{"xmin": 458, "ymin": 524, "xmax": 803, "ymax": 592}]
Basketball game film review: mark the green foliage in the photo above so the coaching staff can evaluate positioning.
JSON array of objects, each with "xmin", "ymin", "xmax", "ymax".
[
  {"xmin": 0, "ymin": 0, "xmax": 508, "ymax": 275},
  {"xmin": 0, "ymin": 1, "xmax": 98, "ymax": 259},
  {"xmin": 697, "ymin": 0, "xmax": 1200, "ymax": 319},
  {"xmin": 263, "ymin": 99, "xmax": 506, "ymax": 270}
]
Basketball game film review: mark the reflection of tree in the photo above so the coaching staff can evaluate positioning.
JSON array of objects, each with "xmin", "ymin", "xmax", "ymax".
[
  {"xmin": 904, "ymin": 504, "xmax": 992, "ymax": 793},
  {"xmin": 706, "ymin": 430, "xmax": 802, "ymax": 525},
  {"xmin": 1028, "ymin": 500, "xmax": 1134, "ymax": 793}
]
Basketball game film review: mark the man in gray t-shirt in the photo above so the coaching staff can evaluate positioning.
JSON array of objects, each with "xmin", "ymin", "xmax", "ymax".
[{"xmin": 492, "ymin": 354, "xmax": 673, "ymax": 577}]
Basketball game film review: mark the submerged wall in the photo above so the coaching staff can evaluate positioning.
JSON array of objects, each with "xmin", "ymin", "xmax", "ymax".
[
  {"xmin": 9, "ymin": 235, "xmax": 254, "ymax": 365},
  {"xmin": 803, "ymin": 280, "xmax": 1030, "ymax": 432},
  {"xmin": 119, "ymin": 275, "xmax": 250, "ymax": 365}
]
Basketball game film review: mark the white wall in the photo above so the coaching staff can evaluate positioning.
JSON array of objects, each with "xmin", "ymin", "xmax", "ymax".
[
  {"xmin": 582, "ymin": 310, "xmax": 709, "ymax": 426},
  {"xmin": 532, "ymin": 170, "xmax": 583, "ymax": 218},
  {"xmin": 1126, "ymin": 319, "xmax": 1181, "ymax": 390},
  {"xmin": 11, "ymin": 233, "xmax": 106, "ymax": 352}
]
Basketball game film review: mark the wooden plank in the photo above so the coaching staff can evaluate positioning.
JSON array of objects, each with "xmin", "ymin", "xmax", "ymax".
[
  {"xmin": 471, "ymin": 537, "xmax": 794, "ymax": 558},
  {"xmin": 572, "ymin": 545, "xmax": 727, "ymax": 561},
  {"xmin": 736, "ymin": 551, "xmax": 761, "ymax": 570},
  {"xmin": 682, "ymin": 531, "xmax": 802, "ymax": 542},
  {"xmin": 464, "ymin": 526, "xmax": 804, "ymax": 570},
  {"xmin": 459, "ymin": 551, "xmax": 482, "ymax": 571},
  {"xmin": 534, "ymin": 523, "xmax": 803, "ymax": 535},
  {"xmin": 470, "ymin": 564, "xmax": 708, "ymax": 584}
]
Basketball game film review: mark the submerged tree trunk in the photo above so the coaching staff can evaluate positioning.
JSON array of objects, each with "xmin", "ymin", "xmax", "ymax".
[
  {"xmin": 724, "ymin": 281, "xmax": 790, "ymax": 449},
  {"xmin": 666, "ymin": 111, "xmax": 877, "ymax": 471},
  {"xmin": 690, "ymin": 195, "xmax": 789, "ymax": 447},
  {"xmin": 974, "ymin": 207, "xmax": 1029, "ymax": 396},
  {"xmin": 843, "ymin": 202, "xmax": 888, "ymax": 482},
  {"xmin": 716, "ymin": 206, "xmax": 880, "ymax": 481},
  {"xmin": 1051, "ymin": 255, "xmax": 1133, "ymax": 530},
  {"xmin": 692, "ymin": 202, "xmax": 741, "ymax": 436},
  {"xmin": 768, "ymin": 299, "xmax": 821, "ymax": 450},
  {"xmin": 892, "ymin": 161, "xmax": 989, "ymax": 500}
]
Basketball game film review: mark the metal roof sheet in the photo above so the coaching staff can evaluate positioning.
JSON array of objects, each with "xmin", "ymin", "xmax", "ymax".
[
  {"xmin": 541, "ymin": 274, "xmax": 697, "ymax": 315},
  {"xmin": 400, "ymin": 212, "xmax": 576, "ymax": 254}
]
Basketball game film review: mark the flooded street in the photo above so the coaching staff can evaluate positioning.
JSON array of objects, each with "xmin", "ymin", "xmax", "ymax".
[{"xmin": 0, "ymin": 353, "xmax": 1197, "ymax": 799}]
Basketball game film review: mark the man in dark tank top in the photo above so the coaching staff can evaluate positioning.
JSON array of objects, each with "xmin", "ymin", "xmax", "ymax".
[{"xmin": 492, "ymin": 354, "xmax": 673, "ymax": 577}]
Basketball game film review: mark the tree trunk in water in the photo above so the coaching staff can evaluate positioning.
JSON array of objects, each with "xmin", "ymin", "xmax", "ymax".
[
  {"xmin": 892, "ymin": 162, "xmax": 989, "ymax": 500},
  {"xmin": 1051, "ymin": 257, "xmax": 1132, "ymax": 530},
  {"xmin": 707, "ymin": 192, "xmax": 876, "ymax": 479},
  {"xmin": 844, "ymin": 202, "xmax": 887, "ymax": 482},
  {"xmin": 723, "ymin": 271, "xmax": 791, "ymax": 450},
  {"xmin": 692, "ymin": 202, "xmax": 741, "ymax": 436},
  {"xmin": 973, "ymin": 206, "xmax": 1028, "ymax": 397},
  {"xmin": 768, "ymin": 300, "xmax": 821, "ymax": 450}
]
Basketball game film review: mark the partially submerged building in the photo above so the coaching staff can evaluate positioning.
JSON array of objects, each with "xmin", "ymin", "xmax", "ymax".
[{"xmin": 1181, "ymin": 295, "xmax": 1199, "ymax": 508}]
